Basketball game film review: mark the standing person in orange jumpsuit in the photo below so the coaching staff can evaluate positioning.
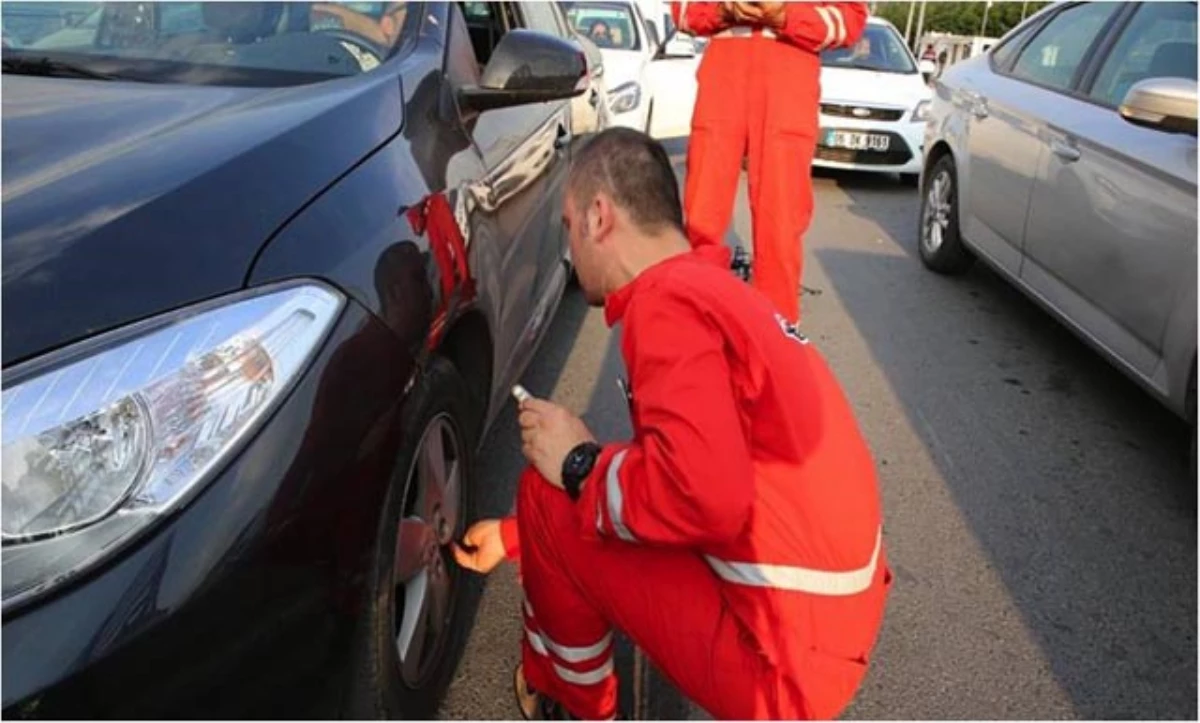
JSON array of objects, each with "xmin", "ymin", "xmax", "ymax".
[
  {"xmin": 454, "ymin": 129, "xmax": 889, "ymax": 720},
  {"xmin": 674, "ymin": 1, "xmax": 868, "ymax": 324}
]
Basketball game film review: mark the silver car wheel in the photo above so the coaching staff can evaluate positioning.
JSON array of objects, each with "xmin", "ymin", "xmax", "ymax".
[
  {"xmin": 922, "ymin": 168, "xmax": 952, "ymax": 254},
  {"xmin": 394, "ymin": 413, "xmax": 463, "ymax": 687}
]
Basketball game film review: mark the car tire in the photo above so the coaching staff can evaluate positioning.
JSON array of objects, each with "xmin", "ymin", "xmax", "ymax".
[
  {"xmin": 346, "ymin": 355, "xmax": 482, "ymax": 719},
  {"xmin": 900, "ymin": 172, "xmax": 920, "ymax": 187},
  {"xmin": 918, "ymin": 154, "xmax": 974, "ymax": 275}
]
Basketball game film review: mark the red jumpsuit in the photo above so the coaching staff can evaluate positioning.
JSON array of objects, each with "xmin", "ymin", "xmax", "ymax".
[
  {"xmin": 498, "ymin": 246, "xmax": 890, "ymax": 719},
  {"xmin": 674, "ymin": 2, "xmax": 867, "ymax": 324}
]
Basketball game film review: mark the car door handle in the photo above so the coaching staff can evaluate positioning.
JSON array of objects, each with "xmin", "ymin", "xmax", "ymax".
[
  {"xmin": 588, "ymin": 88, "xmax": 600, "ymax": 108},
  {"xmin": 554, "ymin": 123, "xmax": 570, "ymax": 151},
  {"xmin": 1050, "ymin": 139, "xmax": 1080, "ymax": 162}
]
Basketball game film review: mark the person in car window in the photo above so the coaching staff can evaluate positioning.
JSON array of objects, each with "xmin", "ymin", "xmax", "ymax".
[{"xmin": 588, "ymin": 19, "xmax": 613, "ymax": 47}]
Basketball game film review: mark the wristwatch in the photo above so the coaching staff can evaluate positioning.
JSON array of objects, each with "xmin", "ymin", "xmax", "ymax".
[{"xmin": 561, "ymin": 442, "xmax": 602, "ymax": 501}]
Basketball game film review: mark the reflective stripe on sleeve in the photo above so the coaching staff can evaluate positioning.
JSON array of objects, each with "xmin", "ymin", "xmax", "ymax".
[
  {"xmin": 829, "ymin": 5, "xmax": 847, "ymax": 46},
  {"xmin": 814, "ymin": 5, "xmax": 836, "ymax": 50},
  {"xmin": 606, "ymin": 449, "xmax": 636, "ymax": 542},
  {"xmin": 705, "ymin": 526, "xmax": 883, "ymax": 596}
]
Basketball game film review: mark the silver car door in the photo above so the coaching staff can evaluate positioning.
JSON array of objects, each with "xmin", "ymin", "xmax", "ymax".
[
  {"xmin": 959, "ymin": 2, "xmax": 1122, "ymax": 278},
  {"xmin": 1020, "ymin": 1, "xmax": 1197, "ymax": 381}
]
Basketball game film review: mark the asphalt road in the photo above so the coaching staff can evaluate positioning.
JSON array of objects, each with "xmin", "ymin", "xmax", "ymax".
[{"xmin": 440, "ymin": 143, "xmax": 1197, "ymax": 720}]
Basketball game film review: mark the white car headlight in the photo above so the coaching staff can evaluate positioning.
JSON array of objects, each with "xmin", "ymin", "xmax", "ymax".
[
  {"xmin": 1, "ymin": 282, "xmax": 342, "ymax": 609},
  {"xmin": 912, "ymin": 100, "xmax": 932, "ymax": 122},
  {"xmin": 608, "ymin": 81, "xmax": 642, "ymax": 115}
]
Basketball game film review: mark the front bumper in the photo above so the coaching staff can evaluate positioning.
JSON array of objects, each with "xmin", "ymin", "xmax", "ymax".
[
  {"xmin": 2, "ymin": 301, "xmax": 412, "ymax": 718},
  {"xmin": 813, "ymin": 113, "xmax": 925, "ymax": 175}
]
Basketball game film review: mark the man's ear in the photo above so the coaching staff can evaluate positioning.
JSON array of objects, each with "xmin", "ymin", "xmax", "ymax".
[{"xmin": 589, "ymin": 193, "xmax": 617, "ymax": 243}]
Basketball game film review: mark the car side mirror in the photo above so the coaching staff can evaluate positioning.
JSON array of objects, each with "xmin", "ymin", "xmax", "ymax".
[
  {"xmin": 918, "ymin": 58, "xmax": 937, "ymax": 83},
  {"xmin": 458, "ymin": 29, "xmax": 588, "ymax": 113},
  {"xmin": 654, "ymin": 28, "xmax": 696, "ymax": 60},
  {"xmin": 1119, "ymin": 77, "xmax": 1197, "ymax": 136}
]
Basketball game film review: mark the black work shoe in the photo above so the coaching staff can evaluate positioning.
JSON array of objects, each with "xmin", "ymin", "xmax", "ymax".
[{"xmin": 514, "ymin": 664, "xmax": 581, "ymax": 720}]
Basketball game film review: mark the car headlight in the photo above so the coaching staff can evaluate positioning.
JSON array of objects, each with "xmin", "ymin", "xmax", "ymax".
[
  {"xmin": 1, "ymin": 282, "xmax": 343, "ymax": 610},
  {"xmin": 912, "ymin": 100, "xmax": 931, "ymax": 122},
  {"xmin": 608, "ymin": 81, "xmax": 642, "ymax": 115}
]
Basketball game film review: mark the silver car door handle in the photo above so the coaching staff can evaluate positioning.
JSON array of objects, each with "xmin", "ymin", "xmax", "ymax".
[{"xmin": 1050, "ymin": 139, "xmax": 1080, "ymax": 162}]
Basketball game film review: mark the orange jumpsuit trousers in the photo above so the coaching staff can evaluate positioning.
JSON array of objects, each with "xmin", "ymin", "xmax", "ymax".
[{"xmin": 675, "ymin": 2, "xmax": 867, "ymax": 323}]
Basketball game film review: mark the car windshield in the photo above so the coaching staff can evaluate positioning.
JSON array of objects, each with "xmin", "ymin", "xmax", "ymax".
[
  {"xmin": 821, "ymin": 22, "xmax": 916, "ymax": 74},
  {"xmin": 562, "ymin": 2, "xmax": 640, "ymax": 51},
  {"xmin": 0, "ymin": 1, "xmax": 418, "ymax": 86}
]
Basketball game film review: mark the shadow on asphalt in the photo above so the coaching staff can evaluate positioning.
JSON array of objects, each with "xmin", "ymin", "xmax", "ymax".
[{"xmin": 817, "ymin": 169, "xmax": 1196, "ymax": 718}]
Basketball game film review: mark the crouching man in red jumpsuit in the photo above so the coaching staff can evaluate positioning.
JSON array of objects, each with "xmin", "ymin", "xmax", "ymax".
[
  {"xmin": 674, "ymin": 1, "xmax": 867, "ymax": 324},
  {"xmin": 455, "ymin": 129, "xmax": 890, "ymax": 720}
]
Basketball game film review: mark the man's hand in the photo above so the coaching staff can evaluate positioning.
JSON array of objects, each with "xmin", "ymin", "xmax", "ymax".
[
  {"xmin": 726, "ymin": 1, "xmax": 785, "ymax": 29},
  {"xmin": 518, "ymin": 398, "xmax": 596, "ymax": 490},
  {"xmin": 756, "ymin": 1, "xmax": 786, "ymax": 29},
  {"xmin": 727, "ymin": 1, "xmax": 762, "ymax": 23},
  {"xmin": 453, "ymin": 519, "xmax": 507, "ymax": 574}
]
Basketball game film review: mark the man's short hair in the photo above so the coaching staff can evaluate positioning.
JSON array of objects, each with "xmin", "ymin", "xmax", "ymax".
[{"xmin": 567, "ymin": 128, "xmax": 684, "ymax": 234}]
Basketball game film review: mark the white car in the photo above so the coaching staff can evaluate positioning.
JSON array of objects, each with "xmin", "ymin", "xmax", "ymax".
[
  {"xmin": 561, "ymin": 0, "xmax": 697, "ymax": 135},
  {"xmin": 815, "ymin": 16, "xmax": 936, "ymax": 184}
]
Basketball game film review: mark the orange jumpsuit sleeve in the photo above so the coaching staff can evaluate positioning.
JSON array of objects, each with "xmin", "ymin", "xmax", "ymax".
[
  {"xmin": 670, "ymin": 1, "xmax": 730, "ymax": 37},
  {"xmin": 576, "ymin": 290, "xmax": 754, "ymax": 547},
  {"xmin": 500, "ymin": 515, "xmax": 521, "ymax": 560},
  {"xmin": 776, "ymin": 2, "xmax": 868, "ymax": 53}
]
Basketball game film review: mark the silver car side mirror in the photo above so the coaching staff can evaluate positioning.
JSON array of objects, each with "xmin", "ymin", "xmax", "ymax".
[{"xmin": 1119, "ymin": 77, "xmax": 1198, "ymax": 136}]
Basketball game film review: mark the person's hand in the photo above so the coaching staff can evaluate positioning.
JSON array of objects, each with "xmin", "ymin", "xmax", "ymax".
[
  {"xmin": 518, "ymin": 397, "xmax": 596, "ymax": 490},
  {"xmin": 728, "ymin": 1, "xmax": 763, "ymax": 24},
  {"xmin": 453, "ymin": 519, "xmax": 507, "ymax": 574},
  {"xmin": 756, "ymin": 1, "xmax": 786, "ymax": 29}
]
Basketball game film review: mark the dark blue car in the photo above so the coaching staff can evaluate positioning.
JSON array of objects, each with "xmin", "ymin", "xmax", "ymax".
[{"xmin": 1, "ymin": 2, "xmax": 602, "ymax": 716}]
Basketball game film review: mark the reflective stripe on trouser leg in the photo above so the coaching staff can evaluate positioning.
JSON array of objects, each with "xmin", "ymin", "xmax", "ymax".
[{"xmin": 521, "ymin": 599, "xmax": 617, "ymax": 717}]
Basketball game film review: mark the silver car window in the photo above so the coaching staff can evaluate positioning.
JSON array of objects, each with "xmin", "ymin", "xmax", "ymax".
[
  {"xmin": 1010, "ymin": 2, "xmax": 1121, "ymax": 92},
  {"xmin": 1088, "ymin": 1, "xmax": 1198, "ymax": 107}
]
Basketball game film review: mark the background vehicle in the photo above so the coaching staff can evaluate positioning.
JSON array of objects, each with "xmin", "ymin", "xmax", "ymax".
[
  {"xmin": 919, "ymin": 1, "xmax": 1197, "ymax": 451},
  {"xmin": 1, "ymin": 1, "xmax": 601, "ymax": 717},
  {"xmin": 641, "ymin": 0, "xmax": 702, "ymax": 139},
  {"xmin": 816, "ymin": 16, "xmax": 934, "ymax": 184},
  {"xmin": 561, "ymin": 0, "xmax": 696, "ymax": 136}
]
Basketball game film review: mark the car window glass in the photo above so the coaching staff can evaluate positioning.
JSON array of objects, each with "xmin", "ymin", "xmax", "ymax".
[
  {"xmin": 1088, "ymin": 1, "xmax": 1198, "ymax": 107},
  {"xmin": 2, "ymin": 1, "xmax": 418, "ymax": 84},
  {"xmin": 1010, "ymin": 2, "xmax": 1121, "ymax": 91},
  {"xmin": 458, "ymin": 1, "xmax": 515, "ymax": 67},
  {"xmin": 990, "ymin": 20, "xmax": 1036, "ymax": 70},
  {"xmin": 822, "ymin": 22, "xmax": 916, "ymax": 74},
  {"xmin": 561, "ymin": 2, "xmax": 641, "ymax": 51}
]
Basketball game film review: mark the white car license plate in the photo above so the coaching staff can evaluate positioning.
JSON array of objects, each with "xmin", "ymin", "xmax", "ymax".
[{"xmin": 823, "ymin": 131, "xmax": 890, "ymax": 152}]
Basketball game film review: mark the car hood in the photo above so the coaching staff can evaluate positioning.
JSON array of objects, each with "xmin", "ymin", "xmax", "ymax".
[
  {"xmin": 1, "ymin": 73, "xmax": 403, "ymax": 367},
  {"xmin": 597, "ymin": 49, "xmax": 646, "ymax": 90},
  {"xmin": 819, "ymin": 66, "xmax": 931, "ymax": 109}
]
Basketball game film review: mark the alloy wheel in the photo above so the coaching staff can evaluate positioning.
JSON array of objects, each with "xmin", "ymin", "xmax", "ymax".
[
  {"xmin": 922, "ymin": 168, "xmax": 952, "ymax": 255},
  {"xmin": 393, "ymin": 413, "xmax": 464, "ymax": 688}
]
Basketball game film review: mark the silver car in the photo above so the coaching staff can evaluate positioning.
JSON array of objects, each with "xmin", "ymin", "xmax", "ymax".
[{"xmin": 919, "ymin": 1, "xmax": 1197, "ymax": 442}]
